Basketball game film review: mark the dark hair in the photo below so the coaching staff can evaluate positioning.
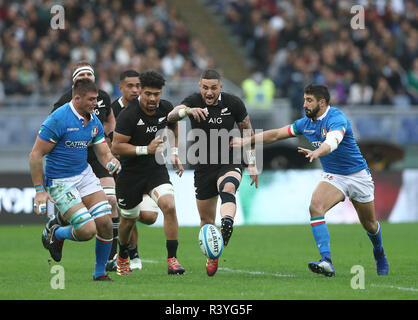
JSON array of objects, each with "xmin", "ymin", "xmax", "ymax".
[
  {"xmin": 139, "ymin": 70, "xmax": 165, "ymax": 89},
  {"xmin": 201, "ymin": 69, "xmax": 221, "ymax": 80},
  {"xmin": 304, "ymin": 84, "xmax": 330, "ymax": 104},
  {"xmin": 72, "ymin": 78, "xmax": 97, "ymax": 97},
  {"xmin": 120, "ymin": 69, "xmax": 140, "ymax": 81}
]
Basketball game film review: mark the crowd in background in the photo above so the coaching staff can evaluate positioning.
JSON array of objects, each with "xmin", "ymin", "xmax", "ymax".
[
  {"xmin": 0, "ymin": 0, "xmax": 417, "ymax": 108},
  {"xmin": 0, "ymin": 0, "xmax": 214, "ymax": 103},
  {"xmin": 211, "ymin": 0, "xmax": 418, "ymax": 108}
]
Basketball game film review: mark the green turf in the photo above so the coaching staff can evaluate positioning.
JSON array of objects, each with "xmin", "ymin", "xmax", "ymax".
[{"xmin": 0, "ymin": 223, "xmax": 417, "ymax": 300}]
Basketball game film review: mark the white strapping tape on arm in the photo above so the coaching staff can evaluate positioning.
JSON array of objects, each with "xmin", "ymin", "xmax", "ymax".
[{"xmin": 324, "ymin": 130, "xmax": 344, "ymax": 152}]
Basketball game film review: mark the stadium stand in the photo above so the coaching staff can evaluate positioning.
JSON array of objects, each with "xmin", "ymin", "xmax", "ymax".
[
  {"xmin": 205, "ymin": 0, "xmax": 418, "ymax": 108},
  {"xmin": 0, "ymin": 0, "xmax": 213, "ymax": 100},
  {"xmin": 0, "ymin": 0, "xmax": 417, "ymax": 171}
]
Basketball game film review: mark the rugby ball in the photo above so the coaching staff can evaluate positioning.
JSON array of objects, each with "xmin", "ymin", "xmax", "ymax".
[{"xmin": 198, "ymin": 224, "xmax": 224, "ymax": 259}]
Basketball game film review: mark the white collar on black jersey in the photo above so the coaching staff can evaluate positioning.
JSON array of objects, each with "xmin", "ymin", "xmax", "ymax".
[
  {"xmin": 210, "ymin": 93, "xmax": 222, "ymax": 106},
  {"xmin": 118, "ymin": 97, "xmax": 125, "ymax": 108},
  {"xmin": 69, "ymin": 101, "xmax": 93, "ymax": 121},
  {"xmin": 313, "ymin": 105, "xmax": 330, "ymax": 121}
]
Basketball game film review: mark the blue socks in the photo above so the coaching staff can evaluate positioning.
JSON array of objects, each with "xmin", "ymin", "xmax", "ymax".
[
  {"xmin": 367, "ymin": 221, "xmax": 383, "ymax": 252},
  {"xmin": 55, "ymin": 226, "xmax": 76, "ymax": 241},
  {"xmin": 53, "ymin": 225, "xmax": 112, "ymax": 278},
  {"xmin": 310, "ymin": 216, "xmax": 331, "ymax": 261},
  {"xmin": 94, "ymin": 235, "xmax": 113, "ymax": 278}
]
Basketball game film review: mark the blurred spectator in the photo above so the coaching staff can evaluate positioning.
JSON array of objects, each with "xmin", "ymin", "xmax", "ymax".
[
  {"xmin": 161, "ymin": 40, "xmax": 184, "ymax": 77},
  {"xmin": 407, "ymin": 57, "xmax": 418, "ymax": 104},
  {"xmin": 212, "ymin": 0, "xmax": 418, "ymax": 107},
  {"xmin": 4, "ymin": 67, "xmax": 24, "ymax": 96},
  {"xmin": 0, "ymin": 68, "xmax": 5, "ymax": 105},
  {"xmin": 242, "ymin": 71, "xmax": 275, "ymax": 109},
  {"xmin": 373, "ymin": 76, "xmax": 394, "ymax": 105},
  {"xmin": 347, "ymin": 81, "xmax": 374, "ymax": 105},
  {"xmin": 0, "ymin": 0, "xmax": 214, "ymax": 100}
]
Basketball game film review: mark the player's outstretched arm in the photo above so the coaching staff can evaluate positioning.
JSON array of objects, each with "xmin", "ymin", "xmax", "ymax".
[
  {"xmin": 167, "ymin": 104, "xmax": 208, "ymax": 123},
  {"xmin": 230, "ymin": 125, "xmax": 293, "ymax": 148}
]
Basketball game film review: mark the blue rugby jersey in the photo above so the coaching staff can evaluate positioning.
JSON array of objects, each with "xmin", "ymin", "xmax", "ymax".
[
  {"xmin": 288, "ymin": 106, "xmax": 368, "ymax": 175},
  {"xmin": 38, "ymin": 101, "xmax": 105, "ymax": 184}
]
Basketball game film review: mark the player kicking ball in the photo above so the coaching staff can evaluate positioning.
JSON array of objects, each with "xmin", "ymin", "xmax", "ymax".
[
  {"xmin": 167, "ymin": 69, "xmax": 258, "ymax": 276},
  {"xmin": 231, "ymin": 84, "xmax": 389, "ymax": 277}
]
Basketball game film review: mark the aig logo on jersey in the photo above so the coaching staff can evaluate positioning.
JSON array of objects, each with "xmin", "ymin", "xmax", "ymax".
[
  {"xmin": 146, "ymin": 126, "xmax": 158, "ymax": 133},
  {"xmin": 208, "ymin": 117, "xmax": 222, "ymax": 124}
]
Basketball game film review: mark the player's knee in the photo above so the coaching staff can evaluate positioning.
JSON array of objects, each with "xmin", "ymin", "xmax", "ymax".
[
  {"xmin": 106, "ymin": 195, "xmax": 118, "ymax": 209},
  {"xmin": 219, "ymin": 176, "xmax": 240, "ymax": 195},
  {"xmin": 94, "ymin": 214, "xmax": 113, "ymax": 238},
  {"xmin": 77, "ymin": 221, "xmax": 97, "ymax": 241},
  {"xmin": 139, "ymin": 211, "xmax": 158, "ymax": 225},
  {"xmin": 159, "ymin": 199, "xmax": 176, "ymax": 217},
  {"xmin": 309, "ymin": 199, "xmax": 325, "ymax": 217}
]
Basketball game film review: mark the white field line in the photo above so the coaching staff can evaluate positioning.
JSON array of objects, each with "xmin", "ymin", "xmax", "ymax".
[
  {"xmin": 219, "ymin": 267, "xmax": 295, "ymax": 278},
  {"xmin": 370, "ymin": 284, "xmax": 418, "ymax": 292},
  {"xmin": 136, "ymin": 261, "xmax": 418, "ymax": 293},
  {"xmin": 140, "ymin": 259, "xmax": 160, "ymax": 264}
]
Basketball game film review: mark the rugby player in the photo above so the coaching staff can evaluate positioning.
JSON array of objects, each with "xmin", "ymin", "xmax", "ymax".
[
  {"xmin": 167, "ymin": 69, "xmax": 258, "ymax": 276},
  {"xmin": 30, "ymin": 78, "xmax": 121, "ymax": 281},
  {"xmin": 231, "ymin": 84, "xmax": 389, "ymax": 277},
  {"xmin": 112, "ymin": 70, "xmax": 185, "ymax": 276},
  {"xmin": 41, "ymin": 61, "xmax": 119, "ymax": 269},
  {"xmin": 106, "ymin": 70, "xmax": 160, "ymax": 272}
]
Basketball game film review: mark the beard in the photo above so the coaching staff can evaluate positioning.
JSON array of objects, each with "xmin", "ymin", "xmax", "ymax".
[{"xmin": 305, "ymin": 103, "xmax": 320, "ymax": 119}]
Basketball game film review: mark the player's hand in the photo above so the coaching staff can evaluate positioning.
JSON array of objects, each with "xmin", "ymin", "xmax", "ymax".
[
  {"xmin": 33, "ymin": 191, "xmax": 54, "ymax": 215},
  {"xmin": 298, "ymin": 147, "xmax": 318, "ymax": 163},
  {"xmin": 171, "ymin": 154, "xmax": 184, "ymax": 177},
  {"xmin": 107, "ymin": 158, "xmax": 121, "ymax": 174},
  {"xmin": 247, "ymin": 164, "xmax": 259, "ymax": 188},
  {"xmin": 148, "ymin": 136, "xmax": 165, "ymax": 154},
  {"xmin": 187, "ymin": 107, "xmax": 208, "ymax": 123}
]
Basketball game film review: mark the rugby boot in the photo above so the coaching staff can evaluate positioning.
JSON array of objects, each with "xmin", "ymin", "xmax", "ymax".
[
  {"xmin": 220, "ymin": 216, "xmax": 234, "ymax": 246},
  {"xmin": 167, "ymin": 257, "xmax": 185, "ymax": 275},
  {"xmin": 373, "ymin": 247, "xmax": 389, "ymax": 275},
  {"xmin": 93, "ymin": 274, "xmax": 113, "ymax": 281},
  {"xmin": 41, "ymin": 217, "xmax": 59, "ymax": 250},
  {"xmin": 48, "ymin": 224, "xmax": 64, "ymax": 262},
  {"xmin": 308, "ymin": 258, "xmax": 335, "ymax": 277},
  {"xmin": 116, "ymin": 253, "xmax": 130, "ymax": 276},
  {"xmin": 206, "ymin": 258, "xmax": 219, "ymax": 277}
]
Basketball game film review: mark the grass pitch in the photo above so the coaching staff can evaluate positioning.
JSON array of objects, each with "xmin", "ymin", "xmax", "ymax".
[{"xmin": 0, "ymin": 222, "xmax": 417, "ymax": 301}]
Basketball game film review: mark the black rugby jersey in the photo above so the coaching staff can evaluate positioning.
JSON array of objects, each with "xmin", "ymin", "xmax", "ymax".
[
  {"xmin": 181, "ymin": 92, "xmax": 248, "ymax": 168},
  {"xmin": 115, "ymin": 97, "xmax": 174, "ymax": 172},
  {"xmin": 111, "ymin": 97, "xmax": 126, "ymax": 119}
]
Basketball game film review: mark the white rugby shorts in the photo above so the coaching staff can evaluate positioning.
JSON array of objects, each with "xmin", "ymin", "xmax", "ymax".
[
  {"xmin": 120, "ymin": 194, "xmax": 159, "ymax": 219},
  {"xmin": 321, "ymin": 169, "xmax": 374, "ymax": 203},
  {"xmin": 47, "ymin": 164, "xmax": 103, "ymax": 214}
]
